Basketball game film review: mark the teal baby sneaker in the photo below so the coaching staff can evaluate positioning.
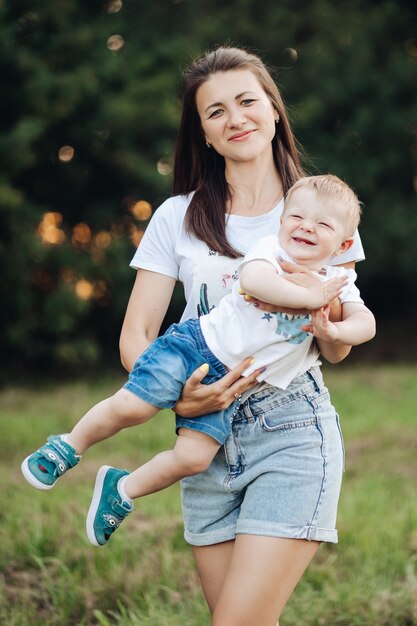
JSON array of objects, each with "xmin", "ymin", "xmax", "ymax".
[
  {"xmin": 21, "ymin": 435, "xmax": 81, "ymax": 490},
  {"xmin": 86, "ymin": 465, "xmax": 134, "ymax": 546}
]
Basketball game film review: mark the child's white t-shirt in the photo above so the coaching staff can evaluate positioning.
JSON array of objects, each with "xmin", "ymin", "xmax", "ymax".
[
  {"xmin": 200, "ymin": 235, "xmax": 363, "ymax": 389},
  {"xmin": 130, "ymin": 194, "xmax": 365, "ymax": 332}
]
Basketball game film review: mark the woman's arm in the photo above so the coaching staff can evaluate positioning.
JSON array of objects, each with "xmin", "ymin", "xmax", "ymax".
[
  {"xmin": 119, "ymin": 269, "xmax": 177, "ymax": 372},
  {"xmin": 120, "ymin": 269, "xmax": 264, "ymax": 417}
]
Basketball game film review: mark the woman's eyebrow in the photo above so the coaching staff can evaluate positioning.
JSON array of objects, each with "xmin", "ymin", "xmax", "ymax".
[{"xmin": 204, "ymin": 91, "xmax": 257, "ymax": 114}]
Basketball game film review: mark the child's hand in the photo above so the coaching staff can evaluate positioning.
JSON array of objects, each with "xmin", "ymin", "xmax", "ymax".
[
  {"xmin": 304, "ymin": 306, "xmax": 341, "ymax": 341},
  {"xmin": 308, "ymin": 276, "xmax": 347, "ymax": 310}
]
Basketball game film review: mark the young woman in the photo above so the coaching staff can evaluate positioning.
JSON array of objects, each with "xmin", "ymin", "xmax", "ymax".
[{"xmin": 120, "ymin": 46, "xmax": 365, "ymax": 626}]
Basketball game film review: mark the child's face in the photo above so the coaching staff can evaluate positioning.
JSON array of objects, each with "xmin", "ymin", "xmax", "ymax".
[{"xmin": 279, "ymin": 186, "xmax": 353, "ymax": 269}]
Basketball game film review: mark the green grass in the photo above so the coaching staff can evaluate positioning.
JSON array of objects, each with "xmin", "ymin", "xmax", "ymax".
[{"xmin": 1, "ymin": 365, "xmax": 416, "ymax": 625}]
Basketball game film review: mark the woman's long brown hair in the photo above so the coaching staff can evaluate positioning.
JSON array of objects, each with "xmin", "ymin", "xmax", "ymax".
[{"xmin": 173, "ymin": 46, "xmax": 306, "ymax": 258}]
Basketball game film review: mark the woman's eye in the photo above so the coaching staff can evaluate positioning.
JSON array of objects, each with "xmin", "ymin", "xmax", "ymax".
[
  {"xmin": 208, "ymin": 109, "xmax": 223, "ymax": 118},
  {"xmin": 241, "ymin": 98, "xmax": 256, "ymax": 106}
]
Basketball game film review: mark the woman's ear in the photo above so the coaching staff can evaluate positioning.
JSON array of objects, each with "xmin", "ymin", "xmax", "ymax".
[{"xmin": 334, "ymin": 237, "xmax": 354, "ymax": 256}]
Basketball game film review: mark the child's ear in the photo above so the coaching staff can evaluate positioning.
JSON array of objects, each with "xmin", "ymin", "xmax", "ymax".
[{"xmin": 334, "ymin": 237, "xmax": 354, "ymax": 256}]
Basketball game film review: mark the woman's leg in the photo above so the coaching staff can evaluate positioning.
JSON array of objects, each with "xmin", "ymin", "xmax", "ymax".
[
  {"xmin": 210, "ymin": 535, "xmax": 319, "ymax": 626},
  {"xmin": 192, "ymin": 541, "xmax": 235, "ymax": 614}
]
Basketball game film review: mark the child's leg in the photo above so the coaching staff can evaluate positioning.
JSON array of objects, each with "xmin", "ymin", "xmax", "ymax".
[
  {"xmin": 86, "ymin": 429, "xmax": 220, "ymax": 547},
  {"xmin": 66, "ymin": 388, "xmax": 159, "ymax": 454},
  {"xmin": 21, "ymin": 389, "xmax": 159, "ymax": 490},
  {"xmin": 122, "ymin": 428, "xmax": 221, "ymax": 499}
]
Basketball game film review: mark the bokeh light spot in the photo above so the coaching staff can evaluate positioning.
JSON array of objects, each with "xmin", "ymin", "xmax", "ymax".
[
  {"xmin": 95, "ymin": 231, "xmax": 112, "ymax": 249},
  {"xmin": 107, "ymin": 34, "xmax": 125, "ymax": 51},
  {"xmin": 75, "ymin": 279, "xmax": 94, "ymax": 300},
  {"xmin": 106, "ymin": 0, "xmax": 123, "ymax": 13},
  {"xmin": 72, "ymin": 223, "xmax": 92, "ymax": 247},
  {"xmin": 130, "ymin": 200, "xmax": 152, "ymax": 221},
  {"xmin": 282, "ymin": 48, "xmax": 298, "ymax": 63},
  {"xmin": 157, "ymin": 159, "xmax": 172, "ymax": 176},
  {"xmin": 37, "ymin": 212, "xmax": 66, "ymax": 245},
  {"xmin": 93, "ymin": 280, "xmax": 109, "ymax": 299},
  {"xmin": 129, "ymin": 227, "xmax": 144, "ymax": 247},
  {"xmin": 58, "ymin": 145, "xmax": 75, "ymax": 163}
]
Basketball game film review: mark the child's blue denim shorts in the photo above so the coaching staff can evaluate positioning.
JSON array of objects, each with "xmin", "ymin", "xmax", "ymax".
[
  {"xmin": 124, "ymin": 319, "xmax": 240, "ymax": 444},
  {"xmin": 180, "ymin": 366, "xmax": 344, "ymax": 545}
]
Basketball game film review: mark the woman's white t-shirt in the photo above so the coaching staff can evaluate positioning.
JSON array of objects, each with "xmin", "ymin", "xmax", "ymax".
[{"xmin": 130, "ymin": 193, "xmax": 365, "ymax": 329}]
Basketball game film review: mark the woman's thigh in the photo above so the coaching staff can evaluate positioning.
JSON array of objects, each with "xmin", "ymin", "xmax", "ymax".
[
  {"xmin": 212, "ymin": 534, "xmax": 319, "ymax": 626},
  {"xmin": 192, "ymin": 541, "xmax": 235, "ymax": 613}
]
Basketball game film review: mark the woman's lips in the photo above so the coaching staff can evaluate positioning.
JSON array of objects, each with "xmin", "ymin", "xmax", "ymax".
[{"xmin": 228, "ymin": 130, "xmax": 255, "ymax": 142}]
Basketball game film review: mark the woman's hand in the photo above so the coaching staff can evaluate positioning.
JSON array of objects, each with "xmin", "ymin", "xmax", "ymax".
[
  {"xmin": 174, "ymin": 357, "xmax": 263, "ymax": 418},
  {"xmin": 240, "ymin": 293, "xmax": 306, "ymax": 314}
]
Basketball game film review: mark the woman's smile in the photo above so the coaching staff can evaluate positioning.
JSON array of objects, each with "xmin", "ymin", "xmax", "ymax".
[{"xmin": 228, "ymin": 129, "xmax": 256, "ymax": 142}]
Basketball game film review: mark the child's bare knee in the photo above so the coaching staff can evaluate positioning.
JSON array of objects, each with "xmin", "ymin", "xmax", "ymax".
[{"xmin": 174, "ymin": 433, "xmax": 218, "ymax": 476}]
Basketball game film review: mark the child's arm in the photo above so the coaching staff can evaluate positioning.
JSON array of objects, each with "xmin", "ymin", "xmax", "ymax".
[
  {"xmin": 308, "ymin": 302, "xmax": 376, "ymax": 363},
  {"xmin": 239, "ymin": 260, "xmax": 348, "ymax": 311}
]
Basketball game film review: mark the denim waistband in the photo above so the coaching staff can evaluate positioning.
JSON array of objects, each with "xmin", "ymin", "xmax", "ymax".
[{"xmin": 241, "ymin": 366, "xmax": 326, "ymax": 418}]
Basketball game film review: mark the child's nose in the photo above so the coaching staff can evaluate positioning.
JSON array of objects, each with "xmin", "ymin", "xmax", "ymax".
[{"xmin": 300, "ymin": 220, "xmax": 314, "ymax": 231}]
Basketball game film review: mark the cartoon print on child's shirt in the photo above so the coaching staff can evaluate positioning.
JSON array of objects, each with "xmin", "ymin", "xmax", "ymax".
[
  {"xmin": 273, "ymin": 312, "xmax": 310, "ymax": 344},
  {"xmin": 261, "ymin": 310, "xmax": 310, "ymax": 344}
]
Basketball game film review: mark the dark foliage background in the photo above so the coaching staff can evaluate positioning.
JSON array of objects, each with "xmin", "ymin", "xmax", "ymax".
[{"xmin": 1, "ymin": 0, "xmax": 416, "ymax": 378}]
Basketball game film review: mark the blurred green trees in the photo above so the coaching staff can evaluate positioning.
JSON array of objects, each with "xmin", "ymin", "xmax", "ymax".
[{"xmin": 1, "ymin": 0, "xmax": 416, "ymax": 376}]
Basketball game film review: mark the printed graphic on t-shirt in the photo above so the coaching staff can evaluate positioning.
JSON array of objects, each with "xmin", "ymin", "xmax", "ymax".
[
  {"xmin": 273, "ymin": 312, "xmax": 310, "ymax": 344},
  {"xmin": 193, "ymin": 253, "xmax": 241, "ymax": 318},
  {"xmin": 197, "ymin": 284, "xmax": 213, "ymax": 316}
]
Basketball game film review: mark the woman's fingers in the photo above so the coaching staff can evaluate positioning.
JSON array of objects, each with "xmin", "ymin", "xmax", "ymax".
[
  {"xmin": 183, "ymin": 362, "xmax": 210, "ymax": 389},
  {"xmin": 240, "ymin": 293, "xmax": 306, "ymax": 315},
  {"xmin": 220, "ymin": 358, "xmax": 264, "ymax": 401},
  {"xmin": 176, "ymin": 357, "xmax": 262, "ymax": 416},
  {"xmin": 220, "ymin": 356, "xmax": 255, "ymax": 386},
  {"xmin": 242, "ymin": 295, "xmax": 275, "ymax": 312}
]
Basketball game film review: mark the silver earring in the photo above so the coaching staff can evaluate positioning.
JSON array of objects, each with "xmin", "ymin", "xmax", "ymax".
[
  {"xmin": 205, "ymin": 140, "xmax": 211, "ymax": 148},
  {"xmin": 275, "ymin": 116, "xmax": 280, "ymax": 124}
]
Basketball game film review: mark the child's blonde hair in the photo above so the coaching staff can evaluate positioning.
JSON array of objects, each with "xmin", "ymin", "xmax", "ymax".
[{"xmin": 286, "ymin": 174, "xmax": 362, "ymax": 236}]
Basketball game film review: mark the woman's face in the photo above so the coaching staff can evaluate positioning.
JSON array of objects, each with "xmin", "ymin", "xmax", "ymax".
[{"xmin": 195, "ymin": 69, "xmax": 277, "ymax": 164}]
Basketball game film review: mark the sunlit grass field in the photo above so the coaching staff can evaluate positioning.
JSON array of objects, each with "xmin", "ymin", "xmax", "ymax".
[{"xmin": 1, "ymin": 365, "xmax": 416, "ymax": 625}]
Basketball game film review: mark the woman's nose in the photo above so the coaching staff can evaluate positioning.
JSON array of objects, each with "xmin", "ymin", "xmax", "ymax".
[{"xmin": 227, "ymin": 108, "xmax": 246, "ymax": 127}]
